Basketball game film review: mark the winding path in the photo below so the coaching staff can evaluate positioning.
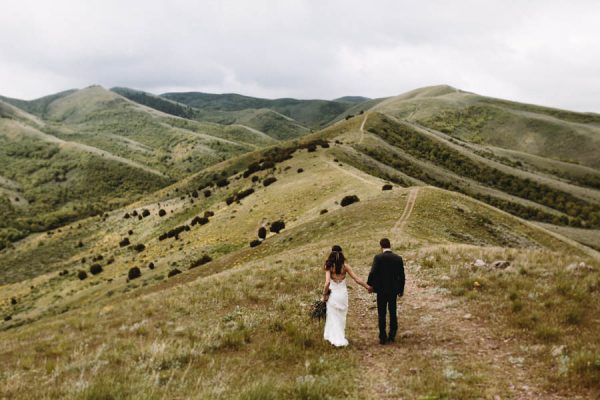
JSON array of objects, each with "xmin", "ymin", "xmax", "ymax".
[{"xmin": 348, "ymin": 188, "xmax": 568, "ymax": 399}]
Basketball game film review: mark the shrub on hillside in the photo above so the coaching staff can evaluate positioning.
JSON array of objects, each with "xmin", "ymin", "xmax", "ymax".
[
  {"xmin": 258, "ymin": 227, "xmax": 267, "ymax": 240},
  {"xmin": 382, "ymin": 184, "xmax": 393, "ymax": 191},
  {"xmin": 123, "ymin": 213, "xmax": 131, "ymax": 219},
  {"xmin": 168, "ymin": 268, "xmax": 181, "ymax": 278},
  {"xmin": 148, "ymin": 262, "xmax": 155, "ymax": 270},
  {"xmin": 270, "ymin": 220, "xmax": 286, "ymax": 234},
  {"xmin": 128, "ymin": 267, "xmax": 141, "ymax": 280},
  {"xmin": 204, "ymin": 210, "xmax": 215, "ymax": 218},
  {"xmin": 251, "ymin": 176, "xmax": 259, "ymax": 182},
  {"xmin": 250, "ymin": 239, "xmax": 262, "ymax": 247},
  {"xmin": 191, "ymin": 190, "xmax": 199, "ymax": 198},
  {"xmin": 10, "ymin": 297, "xmax": 17, "ymax": 305},
  {"xmin": 340, "ymin": 195, "xmax": 360, "ymax": 207},
  {"xmin": 203, "ymin": 189, "xmax": 212, "ymax": 198},
  {"xmin": 158, "ymin": 209, "xmax": 167, "ymax": 217},
  {"xmin": 307, "ymin": 144, "xmax": 317, "ymax": 152},
  {"xmin": 90, "ymin": 264, "xmax": 103, "ymax": 275},
  {"xmin": 297, "ymin": 168, "xmax": 304, "ymax": 173},
  {"xmin": 78, "ymin": 270, "xmax": 88, "ymax": 280},
  {"xmin": 141, "ymin": 209, "xmax": 150, "ymax": 218},
  {"xmin": 191, "ymin": 216, "xmax": 209, "ymax": 226},
  {"xmin": 119, "ymin": 237, "xmax": 130, "ymax": 247},
  {"xmin": 236, "ymin": 188, "xmax": 255, "ymax": 201},
  {"xmin": 320, "ymin": 209, "xmax": 328, "ymax": 215},
  {"xmin": 216, "ymin": 178, "xmax": 229, "ymax": 187},
  {"xmin": 263, "ymin": 177, "xmax": 277, "ymax": 187},
  {"xmin": 190, "ymin": 254, "xmax": 212, "ymax": 269},
  {"xmin": 128, "ymin": 230, "xmax": 134, "ymax": 235},
  {"xmin": 133, "ymin": 243, "xmax": 145, "ymax": 252}
]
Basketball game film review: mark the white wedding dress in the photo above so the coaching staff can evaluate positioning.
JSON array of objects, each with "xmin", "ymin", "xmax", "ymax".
[{"xmin": 324, "ymin": 279, "xmax": 349, "ymax": 347}]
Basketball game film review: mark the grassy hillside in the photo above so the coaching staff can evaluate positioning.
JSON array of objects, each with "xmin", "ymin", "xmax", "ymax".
[
  {"xmin": 161, "ymin": 91, "xmax": 361, "ymax": 129},
  {"xmin": 1, "ymin": 115, "xmax": 599, "ymax": 398},
  {"xmin": 340, "ymin": 112, "xmax": 600, "ymax": 230},
  {"xmin": 0, "ymin": 87, "xmax": 282, "ymax": 250},
  {"xmin": 371, "ymin": 85, "xmax": 600, "ymax": 169},
  {"xmin": 113, "ymin": 87, "xmax": 310, "ymax": 140}
]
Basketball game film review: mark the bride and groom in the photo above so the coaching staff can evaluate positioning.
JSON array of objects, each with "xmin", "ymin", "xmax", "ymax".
[{"xmin": 322, "ymin": 238, "xmax": 405, "ymax": 346}]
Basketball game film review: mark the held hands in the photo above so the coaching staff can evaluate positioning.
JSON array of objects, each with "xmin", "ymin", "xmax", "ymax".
[{"xmin": 366, "ymin": 285, "xmax": 374, "ymax": 293}]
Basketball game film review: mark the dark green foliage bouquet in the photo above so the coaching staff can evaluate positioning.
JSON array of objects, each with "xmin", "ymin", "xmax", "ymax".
[{"xmin": 310, "ymin": 299, "xmax": 327, "ymax": 321}]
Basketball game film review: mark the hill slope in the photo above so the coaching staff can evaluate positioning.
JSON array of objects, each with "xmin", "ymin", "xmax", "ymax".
[
  {"xmin": 372, "ymin": 85, "xmax": 600, "ymax": 169},
  {"xmin": 161, "ymin": 91, "xmax": 362, "ymax": 129},
  {"xmin": 1, "ymin": 117, "xmax": 599, "ymax": 398},
  {"xmin": 0, "ymin": 87, "xmax": 280, "ymax": 249}
]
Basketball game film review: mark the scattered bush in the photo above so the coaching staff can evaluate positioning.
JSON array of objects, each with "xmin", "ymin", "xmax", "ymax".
[
  {"xmin": 168, "ymin": 269, "xmax": 182, "ymax": 278},
  {"xmin": 77, "ymin": 241, "xmax": 84, "ymax": 248},
  {"xmin": 158, "ymin": 209, "xmax": 167, "ymax": 217},
  {"xmin": 270, "ymin": 220, "xmax": 286, "ymax": 234},
  {"xmin": 191, "ymin": 190, "xmax": 199, "ymax": 198},
  {"xmin": 297, "ymin": 168, "xmax": 304, "ymax": 173},
  {"xmin": 320, "ymin": 209, "xmax": 328, "ymax": 215},
  {"xmin": 251, "ymin": 176, "xmax": 259, "ymax": 182},
  {"xmin": 307, "ymin": 144, "xmax": 317, "ymax": 152},
  {"xmin": 133, "ymin": 243, "xmax": 146, "ymax": 252},
  {"xmin": 258, "ymin": 227, "xmax": 267, "ymax": 240},
  {"xmin": 131, "ymin": 210, "xmax": 138, "ymax": 217},
  {"xmin": 236, "ymin": 188, "xmax": 255, "ymax": 201},
  {"xmin": 141, "ymin": 209, "xmax": 150, "ymax": 218},
  {"xmin": 190, "ymin": 255, "xmax": 212, "ymax": 269},
  {"xmin": 159, "ymin": 225, "xmax": 190, "ymax": 240},
  {"xmin": 119, "ymin": 238, "xmax": 130, "ymax": 247},
  {"xmin": 250, "ymin": 239, "xmax": 262, "ymax": 247},
  {"xmin": 263, "ymin": 177, "xmax": 277, "ymax": 187},
  {"xmin": 148, "ymin": 262, "xmax": 155, "ymax": 270},
  {"xmin": 128, "ymin": 267, "xmax": 141, "ymax": 280},
  {"xmin": 382, "ymin": 184, "xmax": 393, "ymax": 191},
  {"xmin": 128, "ymin": 230, "xmax": 134, "ymax": 235},
  {"xmin": 216, "ymin": 178, "xmax": 230, "ymax": 187},
  {"xmin": 191, "ymin": 216, "xmax": 209, "ymax": 226},
  {"xmin": 123, "ymin": 213, "xmax": 131, "ymax": 219},
  {"xmin": 226, "ymin": 196, "xmax": 235, "ymax": 205},
  {"xmin": 340, "ymin": 195, "xmax": 360, "ymax": 207},
  {"xmin": 204, "ymin": 211, "xmax": 215, "ymax": 218},
  {"xmin": 78, "ymin": 271, "xmax": 88, "ymax": 280},
  {"xmin": 203, "ymin": 189, "xmax": 212, "ymax": 198},
  {"xmin": 10, "ymin": 297, "xmax": 17, "ymax": 305},
  {"xmin": 90, "ymin": 264, "xmax": 103, "ymax": 275},
  {"xmin": 3, "ymin": 315, "xmax": 11, "ymax": 321}
]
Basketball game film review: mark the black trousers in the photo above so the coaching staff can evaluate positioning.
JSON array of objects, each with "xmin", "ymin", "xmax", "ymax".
[{"xmin": 376, "ymin": 292, "xmax": 398, "ymax": 340}]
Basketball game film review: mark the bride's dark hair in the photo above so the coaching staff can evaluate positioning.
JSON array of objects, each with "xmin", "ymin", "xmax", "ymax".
[{"xmin": 325, "ymin": 245, "xmax": 345, "ymax": 275}]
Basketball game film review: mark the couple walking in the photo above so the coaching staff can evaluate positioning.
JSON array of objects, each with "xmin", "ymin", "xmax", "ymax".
[{"xmin": 322, "ymin": 238, "xmax": 405, "ymax": 346}]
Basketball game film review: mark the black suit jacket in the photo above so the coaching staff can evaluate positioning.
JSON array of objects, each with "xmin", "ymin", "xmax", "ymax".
[{"xmin": 367, "ymin": 251, "xmax": 405, "ymax": 296}]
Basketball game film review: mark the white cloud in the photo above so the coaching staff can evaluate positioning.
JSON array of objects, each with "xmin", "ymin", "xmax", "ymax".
[{"xmin": 1, "ymin": 0, "xmax": 599, "ymax": 111}]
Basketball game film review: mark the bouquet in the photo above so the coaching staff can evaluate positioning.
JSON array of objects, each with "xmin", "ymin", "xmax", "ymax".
[{"xmin": 310, "ymin": 299, "xmax": 327, "ymax": 321}]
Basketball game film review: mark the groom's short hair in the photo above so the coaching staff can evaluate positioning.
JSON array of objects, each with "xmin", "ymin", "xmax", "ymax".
[{"xmin": 380, "ymin": 238, "xmax": 391, "ymax": 249}]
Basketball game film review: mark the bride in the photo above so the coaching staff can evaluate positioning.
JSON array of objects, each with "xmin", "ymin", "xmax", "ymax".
[{"xmin": 322, "ymin": 245, "xmax": 372, "ymax": 347}]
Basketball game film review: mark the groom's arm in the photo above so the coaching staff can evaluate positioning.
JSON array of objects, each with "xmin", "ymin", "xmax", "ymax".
[
  {"xmin": 367, "ymin": 256, "xmax": 379, "ymax": 288},
  {"xmin": 397, "ymin": 257, "xmax": 405, "ymax": 297}
]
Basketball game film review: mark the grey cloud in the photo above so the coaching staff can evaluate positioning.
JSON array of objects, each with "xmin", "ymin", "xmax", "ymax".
[{"xmin": 1, "ymin": 0, "xmax": 599, "ymax": 111}]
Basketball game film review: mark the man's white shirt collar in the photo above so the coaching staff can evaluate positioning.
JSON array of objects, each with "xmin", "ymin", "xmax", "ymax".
[{"xmin": 383, "ymin": 249, "xmax": 392, "ymax": 253}]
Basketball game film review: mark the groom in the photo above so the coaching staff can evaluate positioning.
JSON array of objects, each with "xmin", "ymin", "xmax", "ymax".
[{"xmin": 367, "ymin": 238, "xmax": 405, "ymax": 344}]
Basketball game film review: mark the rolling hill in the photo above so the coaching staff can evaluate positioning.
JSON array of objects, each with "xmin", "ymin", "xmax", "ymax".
[
  {"xmin": 161, "ymin": 91, "xmax": 364, "ymax": 129},
  {"xmin": 0, "ymin": 86, "xmax": 284, "ymax": 250},
  {"xmin": 372, "ymin": 85, "xmax": 600, "ymax": 169},
  {"xmin": 1, "ymin": 85, "xmax": 599, "ymax": 399}
]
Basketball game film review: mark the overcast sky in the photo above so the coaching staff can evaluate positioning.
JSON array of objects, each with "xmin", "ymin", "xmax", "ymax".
[{"xmin": 1, "ymin": 0, "xmax": 599, "ymax": 111}]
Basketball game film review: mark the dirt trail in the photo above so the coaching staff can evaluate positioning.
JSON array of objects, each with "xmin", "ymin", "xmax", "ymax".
[
  {"xmin": 348, "ymin": 188, "xmax": 569, "ymax": 399},
  {"xmin": 358, "ymin": 113, "xmax": 369, "ymax": 144}
]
